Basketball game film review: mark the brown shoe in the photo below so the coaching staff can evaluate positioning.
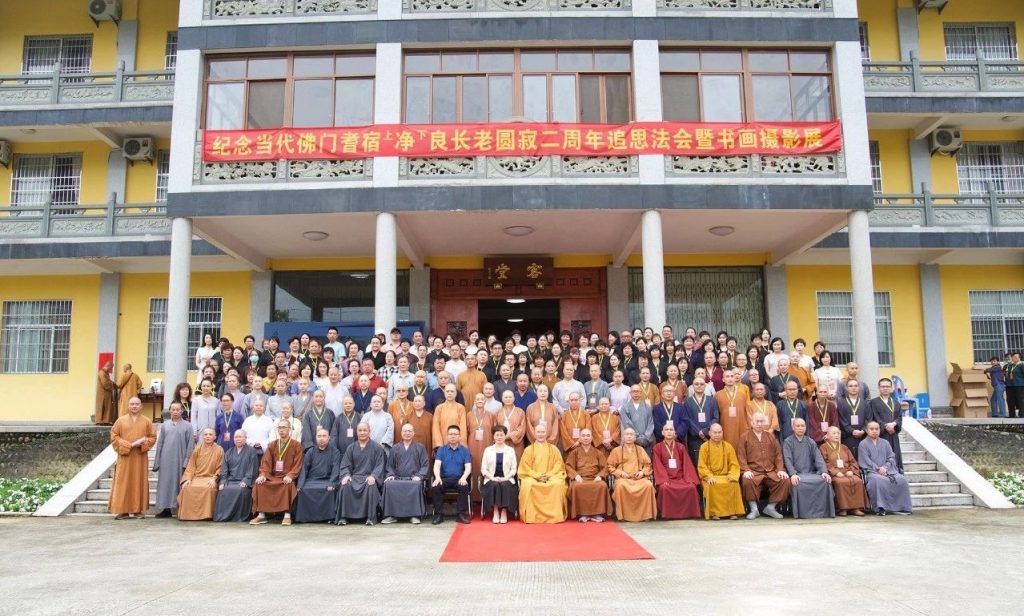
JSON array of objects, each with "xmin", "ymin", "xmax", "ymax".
[
  {"xmin": 281, "ymin": 517, "xmax": 292, "ymax": 526},
  {"xmin": 852, "ymin": 509, "xmax": 865, "ymax": 517},
  {"xmin": 838, "ymin": 510, "xmax": 848, "ymax": 517}
]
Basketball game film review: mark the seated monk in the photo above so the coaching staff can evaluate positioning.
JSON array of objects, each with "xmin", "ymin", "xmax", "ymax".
[
  {"xmin": 737, "ymin": 412, "xmax": 790, "ymax": 520},
  {"xmin": 782, "ymin": 418, "xmax": 835, "ymax": 519},
  {"xmin": 517, "ymin": 423, "xmax": 568, "ymax": 524},
  {"xmin": 336, "ymin": 422, "xmax": 386, "ymax": 525},
  {"xmin": 858, "ymin": 421, "xmax": 913, "ymax": 516},
  {"xmin": 294, "ymin": 427, "xmax": 341, "ymax": 523},
  {"xmin": 563, "ymin": 428, "xmax": 612, "ymax": 523},
  {"xmin": 652, "ymin": 424, "xmax": 701, "ymax": 520},
  {"xmin": 607, "ymin": 427, "xmax": 657, "ymax": 522},
  {"xmin": 177, "ymin": 428, "xmax": 224, "ymax": 521},
  {"xmin": 251, "ymin": 419, "xmax": 304, "ymax": 525},
  {"xmin": 819, "ymin": 426, "xmax": 867, "ymax": 516},
  {"xmin": 697, "ymin": 423, "xmax": 745, "ymax": 520},
  {"xmin": 381, "ymin": 423, "xmax": 430, "ymax": 525},
  {"xmin": 214, "ymin": 429, "xmax": 259, "ymax": 522}
]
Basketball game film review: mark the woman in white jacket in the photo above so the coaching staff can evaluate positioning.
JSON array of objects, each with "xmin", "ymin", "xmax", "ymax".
[{"xmin": 481, "ymin": 425, "xmax": 519, "ymax": 524}]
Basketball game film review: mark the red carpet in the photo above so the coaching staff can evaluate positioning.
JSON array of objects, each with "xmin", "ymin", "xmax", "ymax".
[{"xmin": 440, "ymin": 520, "xmax": 653, "ymax": 563}]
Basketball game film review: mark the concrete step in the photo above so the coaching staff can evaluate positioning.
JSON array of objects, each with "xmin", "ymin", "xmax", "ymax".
[
  {"xmin": 911, "ymin": 493, "xmax": 974, "ymax": 508},
  {"xmin": 73, "ymin": 500, "xmax": 157, "ymax": 515},
  {"xmin": 905, "ymin": 470, "xmax": 949, "ymax": 483},
  {"xmin": 903, "ymin": 460, "xmax": 937, "ymax": 473},
  {"xmin": 86, "ymin": 488, "xmax": 156, "ymax": 501},
  {"xmin": 908, "ymin": 482, "xmax": 962, "ymax": 495},
  {"xmin": 900, "ymin": 450, "xmax": 929, "ymax": 462}
]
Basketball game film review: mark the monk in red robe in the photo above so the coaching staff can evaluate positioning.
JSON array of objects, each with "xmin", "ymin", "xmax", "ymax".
[{"xmin": 652, "ymin": 424, "xmax": 701, "ymax": 519}]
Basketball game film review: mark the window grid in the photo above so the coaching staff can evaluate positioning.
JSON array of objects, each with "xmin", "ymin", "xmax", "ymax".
[
  {"xmin": 164, "ymin": 32, "xmax": 178, "ymax": 71},
  {"xmin": 859, "ymin": 22, "xmax": 871, "ymax": 62},
  {"xmin": 816, "ymin": 291, "xmax": 893, "ymax": 367},
  {"xmin": 22, "ymin": 36, "xmax": 92, "ymax": 75},
  {"xmin": 869, "ymin": 140, "xmax": 883, "ymax": 193},
  {"xmin": 155, "ymin": 150, "xmax": 170, "ymax": 202},
  {"xmin": 147, "ymin": 297, "xmax": 223, "ymax": 372},
  {"xmin": 956, "ymin": 142, "xmax": 1024, "ymax": 197},
  {"xmin": 969, "ymin": 290, "xmax": 1024, "ymax": 364},
  {"xmin": 1, "ymin": 300, "xmax": 72, "ymax": 374},
  {"xmin": 11, "ymin": 154, "xmax": 83, "ymax": 209},
  {"xmin": 944, "ymin": 23, "xmax": 1018, "ymax": 61}
]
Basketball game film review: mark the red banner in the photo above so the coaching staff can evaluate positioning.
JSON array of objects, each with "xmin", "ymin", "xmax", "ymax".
[{"xmin": 202, "ymin": 121, "xmax": 842, "ymax": 162}]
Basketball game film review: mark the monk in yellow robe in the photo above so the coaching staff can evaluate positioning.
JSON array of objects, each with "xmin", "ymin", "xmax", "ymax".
[
  {"xmin": 697, "ymin": 423, "xmax": 745, "ymax": 520},
  {"xmin": 591, "ymin": 397, "xmax": 621, "ymax": 455},
  {"xmin": 517, "ymin": 423, "xmax": 567, "ymax": 523},
  {"xmin": 95, "ymin": 361, "xmax": 115, "ymax": 425},
  {"xmin": 715, "ymin": 370, "xmax": 748, "ymax": 451},
  {"xmin": 607, "ymin": 427, "xmax": 656, "ymax": 522},
  {"xmin": 177, "ymin": 428, "xmax": 224, "ymax": 521},
  {"xmin": 558, "ymin": 393, "xmax": 591, "ymax": 452},
  {"xmin": 496, "ymin": 390, "xmax": 527, "ymax": 460},
  {"xmin": 746, "ymin": 383, "xmax": 780, "ymax": 436},
  {"xmin": 525, "ymin": 385, "xmax": 559, "ymax": 445},
  {"xmin": 431, "ymin": 384, "xmax": 468, "ymax": 450},
  {"xmin": 455, "ymin": 355, "xmax": 488, "ymax": 409},
  {"xmin": 109, "ymin": 397, "xmax": 157, "ymax": 519},
  {"xmin": 115, "ymin": 363, "xmax": 142, "ymax": 420}
]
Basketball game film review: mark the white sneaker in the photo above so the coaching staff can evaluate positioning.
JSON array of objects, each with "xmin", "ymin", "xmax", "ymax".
[
  {"xmin": 578, "ymin": 516, "xmax": 590, "ymax": 523},
  {"xmin": 763, "ymin": 504, "xmax": 783, "ymax": 519},
  {"xmin": 380, "ymin": 516, "xmax": 397, "ymax": 524},
  {"xmin": 592, "ymin": 515, "xmax": 604, "ymax": 523},
  {"xmin": 410, "ymin": 517, "xmax": 421, "ymax": 524},
  {"xmin": 746, "ymin": 508, "xmax": 760, "ymax": 520}
]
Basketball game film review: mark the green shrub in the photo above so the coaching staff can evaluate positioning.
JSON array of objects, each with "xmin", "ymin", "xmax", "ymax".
[
  {"xmin": 0, "ymin": 478, "xmax": 62, "ymax": 513},
  {"xmin": 988, "ymin": 472, "xmax": 1024, "ymax": 506}
]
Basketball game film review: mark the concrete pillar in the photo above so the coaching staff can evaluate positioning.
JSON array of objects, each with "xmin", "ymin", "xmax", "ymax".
[
  {"xmin": 96, "ymin": 273, "xmax": 120, "ymax": 359},
  {"xmin": 764, "ymin": 266, "xmax": 789, "ymax": 344},
  {"xmin": 896, "ymin": 8, "xmax": 921, "ymax": 61},
  {"xmin": 250, "ymin": 271, "xmax": 272, "ymax": 338},
  {"xmin": 375, "ymin": 212, "xmax": 398, "ymax": 333},
  {"xmin": 909, "ymin": 139, "xmax": 933, "ymax": 192},
  {"xmin": 105, "ymin": 151, "xmax": 127, "ymax": 203},
  {"xmin": 632, "ymin": 40, "xmax": 665, "ymax": 184},
  {"xmin": 409, "ymin": 266, "xmax": 431, "ymax": 327},
  {"xmin": 848, "ymin": 210, "xmax": 879, "ymax": 388},
  {"xmin": 606, "ymin": 265, "xmax": 630, "ymax": 331},
  {"xmin": 919, "ymin": 265, "xmax": 950, "ymax": 407},
  {"xmin": 116, "ymin": 20, "xmax": 138, "ymax": 71},
  {"xmin": 632, "ymin": 0, "xmax": 656, "ymax": 17},
  {"xmin": 373, "ymin": 43, "xmax": 402, "ymax": 189},
  {"xmin": 164, "ymin": 218, "xmax": 192, "ymax": 408},
  {"xmin": 641, "ymin": 210, "xmax": 666, "ymax": 330}
]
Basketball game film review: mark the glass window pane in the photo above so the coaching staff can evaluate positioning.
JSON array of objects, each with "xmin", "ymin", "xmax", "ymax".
[
  {"xmin": 752, "ymin": 75, "xmax": 793, "ymax": 121},
  {"xmin": 336, "ymin": 78, "xmax": 374, "ymax": 126},
  {"xmin": 336, "ymin": 55, "xmax": 375, "ymax": 74},
  {"xmin": 478, "ymin": 52, "xmax": 514, "ymax": 72},
  {"xmin": 405, "ymin": 77, "xmax": 430, "ymax": 123},
  {"xmin": 661, "ymin": 75, "xmax": 700, "ymax": 121},
  {"xmin": 553, "ymin": 75, "xmax": 578, "ymax": 122},
  {"xmin": 558, "ymin": 52, "xmax": 592, "ymax": 71},
  {"xmin": 792, "ymin": 75, "xmax": 832, "ymax": 120},
  {"xmin": 206, "ymin": 82, "xmax": 244, "ymax": 129},
  {"xmin": 294, "ymin": 56, "xmax": 334, "ymax": 76},
  {"xmin": 700, "ymin": 51, "xmax": 741, "ymax": 71},
  {"xmin": 208, "ymin": 59, "xmax": 245, "ymax": 80},
  {"xmin": 247, "ymin": 57, "xmax": 287, "ymax": 78},
  {"xmin": 432, "ymin": 76, "xmax": 456, "ymax": 123},
  {"xmin": 462, "ymin": 76, "xmax": 487, "ymax": 122},
  {"xmin": 701, "ymin": 75, "xmax": 742, "ymax": 121},
  {"xmin": 404, "ymin": 53, "xmax": 439, "ymax": 73},
  {"xmin": 441, "ymin": 53, "xmax": 477, "ymax": 72},
  {"xmin": 293, "ymin": 80, "xmax": 334, "ymax": 127},
  {"xmin": 595, "ymin": 51, "xmax": 631, "ymax": 71},
  {"xmin": 488, "ymin": 76, "xmax": 513, "ymax": 121},
  {"xmin": 790, "ymin": 51, "xmax": 830, "ymax": 72},
  {"xmin": 659, "ymin": 51, "xmax": 700, "ymax": 72},
  {"xmin": 605, "ymin": 75, "xmax": 630, "ymax": 124},
  {"xmin": 748, "ymin": 51, "xmax": 789, "ymax": 72},
  {"xmin": 521, "ymin": 52, "xmax": 556, "ymax": 72},
  {"xmin": 247, "ymin": 81, "xmax": 285, "ymax": 129},
  {"xmin": 523, "ymin": 75, "xmax": 548, "ymax": 121}
]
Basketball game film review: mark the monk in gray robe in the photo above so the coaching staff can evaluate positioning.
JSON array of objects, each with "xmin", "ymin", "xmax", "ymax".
[
  {"xmin": 782, "ymin": 418, "xmax": 835, "ymax": 519},
  {"xmin": 335, "ymin": 422, "xmax": 386, "ymax": 525},
  {"xmin": 330, "ymin": 397, "xmax": 361, "ymax": 457},
  {"xmin": 858, "ymin": 421, "xmax": 913, "ymax": 516},
  {"xmin": 214, "ymin": 430, "xmax": 259, "ymax": 522},
  {"xmin": 152, "ymin": 402, "xmax": 195, "ymax": 518},
  {"xmin": 294, "ymin": 427, "xmax": 341, "ymax": 523},
  {"xmin": 620, "ymin": 385, "xmax": 655, "ymax": 457},
  {"xmin": 380, "ymin": 423, "xmax": 430, "ymax": 524},
  {"xmin": 301, "ymin": 391, "xmax": 335, "ymax": 451}
]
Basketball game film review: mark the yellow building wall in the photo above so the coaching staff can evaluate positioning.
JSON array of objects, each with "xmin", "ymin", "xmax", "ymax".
[
  {"xmin": 931, "ymin": 130, "xmax": 1024, "ymax": 194},
  {"xmin": 858, "ymin": 0, "xmax": 901, "ymax": 61},
  {"xmin": 124, "ymin": 138, "xmax": 171, "ymax": 203},
  {"xmin": 786, "ymin": 265, "xmax": 928, "ymax": 390},
  {"xmin": 916, "ymin": 0, "xmax": 1024, "ymax": 61},
  {"xmin": 135, "ymin": 0, "xmax": 179, "ymax": 71},
  {"xmin": 0, "ymin": 142, "xmax": 111, "ymax": 208},
  {"xmin": 0, "ymin": 275, "xmax": 100, "ymax": 421},
  {"xmin": 940, "ymin": 266, "xmax": 1024, "ymax": 369},
  {"xmin": 869, "ymin": 129, "xmax": 913, "ymax": 194}
]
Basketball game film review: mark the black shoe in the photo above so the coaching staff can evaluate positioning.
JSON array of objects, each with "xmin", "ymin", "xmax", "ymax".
[
  {"xmin": 155, "ymin": 509, "xmax": 172, "ymax": 519},
  {"xmin": 457, "ymin": 513, "xmax": 470, "ymax": 524},
  {"xmin": 337, "ymin": 518, "xmax": 348, "ymax": 526},
  {"xmin": 432, "ymin": 514, "xmax": 444, "ymax": 525}
]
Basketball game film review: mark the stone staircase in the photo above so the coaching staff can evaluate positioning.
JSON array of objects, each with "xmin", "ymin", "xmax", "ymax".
[
  {"xmin": 900, "ymin": 432, "xmax": 975, "ymax": 508},
  {"xmin": 71, "ymin": 448, "xmax": 158, "ymax": 515}
]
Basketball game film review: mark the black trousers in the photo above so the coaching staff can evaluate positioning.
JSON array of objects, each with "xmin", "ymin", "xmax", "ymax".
[
  {"xmin": 431, "ymin": 477, "xmax": 470, "ymax": 515},
  {"xmin": 1009, "ymin": 386, "xmax": 1022, "ymax": 419}
]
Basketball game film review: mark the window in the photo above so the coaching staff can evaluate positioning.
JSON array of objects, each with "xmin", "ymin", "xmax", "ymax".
[
  {"xmin": 816, "ymin": 291, "xmax": 893, "ymax": 367},
  {"xmin": 1, "ymin": 300, "xmax": 72, "ymax": 374},
  {"xmin": 164, "ymin": 32, "xmax": 178, "ymax": 71},
  {"xmin": 404, "ymin": 49, "xmax": 632, "ymax": 124},
  {"xmin": 204, "ymin": 54, "xmax": 374, "ymax": 130},
  {"xmin": 969, "ymin": 290, "xmax": 1024, "ymax": 364},
  {"xmin": 859, "ymin": 22, "xmax": 871, "ymax": 62},
  {"xmin": 147, "ymin": 297, "xmax": 223, "ymax": 372},
  {"xmin": 628, "ymin": 268, "xmax": 764, "ymax": 336},
  {"xmin": 869, "ymin": 140, "xmax": 883, "ymax": 193},
  {"xmin": 660, "ymin": 49, "xmax": 833, "ymax": 122},
  {"xmin": 944, "ymin": 23, "xmax": 1018, "ymax": 61},
  {"xmin": 11, "ymin": 154, "xmax": 83, "ymax": 211},
  {"xmin": 155, "ymin": 150, "xmax": 170, "ymax": 203},
  {"xmin": 22, "ymin": 36, "xmax": 92, "ymax": 75},
  {"xmin": 956, "ymin": 142, "xmax": 1024, "ymax": 196},
  {"xmin": 273, "ymin": 271, "xmax": 410, "ymax": 323}
]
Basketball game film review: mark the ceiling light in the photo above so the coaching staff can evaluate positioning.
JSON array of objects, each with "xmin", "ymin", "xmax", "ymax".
[
  {"xmin": 302, "ymin": 231, "xmax": 328, "ymax": 241},
  {"xmin": 506, "ymin": 298, "xmax": 526, "ymax": 304},
  {"xmin": 708, "ymin": 225, "xmax": 735, "ymax": 237},
  {"xmin": 503, "ymin": 225, "xmax": 534, "ymax": 237},
  {"xmin": 507, "ymin": 318, "xmax": 524, "ymax": 323}
]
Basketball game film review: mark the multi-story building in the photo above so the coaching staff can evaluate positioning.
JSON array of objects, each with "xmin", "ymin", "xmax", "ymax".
[{"xmin": 0, "ymin": 0, "xmax": 1020, "ymax": 421}]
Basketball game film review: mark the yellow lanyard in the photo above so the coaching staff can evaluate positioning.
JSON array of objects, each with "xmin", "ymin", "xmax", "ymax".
[
  {"xmin": 786, "ymin": 398, "xmax": 800, "ymax": 418},
  {"xmin": 473, "ymin": 409, "xmax": 485, "ymax": 429},
  {"xmin": 276, "ymin": 438, "xmax": 290, "ymax": 460},
  {"xmin": 827, "ymin": 441, "xmax": 841, "ymax": 462},
  {"xmin": 882, "ymin": 397, "xmax": 894, "ymax": 416},
  {"xmin": 693, "ymin": 394, "xmax": 706, "ymax": 415},
  {"xmin": 598, "ymin": 412, "xmax": 612, "ymax": 431},
  {"xmin": 663, "ymin": 442, "xmax": 676, "ymax": 461},
  {"xmin": 847, "ymin": 397, "xmax": 860, "ymax": 416},
  {"xmin": 816, "ymin": 401, "xmax": 829, "ymax": 422},
  {"xmin": 752, "ymin": 399, "xmax": 767, "ymax": 414},
  {"xmin": 569, "ymin": 408, "xmax": 584, "ymax": 428},
  {"xmin": 726, "ymin": 386, "xmax": 738, "ymax": 405}
]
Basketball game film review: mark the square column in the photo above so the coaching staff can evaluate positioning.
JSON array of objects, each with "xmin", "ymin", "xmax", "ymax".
[
  {"xmin": 848, "ymin": 210, "xmax": 879, "ymax": 388},
  {"xmin": 164, "ymin": 217, "xmax": 193, "ymax": 408},
  {"xmin": 920, "ymin": 265, "xmax": 950, "ymax": 407},
  {"xmin": 641, "ymin": 210, "xmax": 666, "ymax": 330}
]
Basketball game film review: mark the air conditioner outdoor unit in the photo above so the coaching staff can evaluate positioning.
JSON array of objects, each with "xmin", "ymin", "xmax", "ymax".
[
  {"xmin": 123, "ymin": 137, "xmax": 154, "ymax": 162},
  {"xmin": 929, "ymin": 128, "xmax": 963, "ymax": 156},
  {"xmin": 88, "ymin": 0, "xmax": 121, "ymax": 22},
  {"xmin": 917, "ymin": 0, "xmax": 950, "ymax": 13},
  {"xmin": 0, "ymin": 141, "xmax": 11, "ymax": 168}
]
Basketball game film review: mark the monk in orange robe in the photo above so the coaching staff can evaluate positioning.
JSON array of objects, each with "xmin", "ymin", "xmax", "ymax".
[{"xmin": 109, "ymin": 397, "xmax": 157, "ymax": 519}]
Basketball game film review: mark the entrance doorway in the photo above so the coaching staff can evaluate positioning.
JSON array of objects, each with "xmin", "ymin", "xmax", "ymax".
[{"xmin": 477, "ymin": 299, "xmax": 560, "ymax": 340}]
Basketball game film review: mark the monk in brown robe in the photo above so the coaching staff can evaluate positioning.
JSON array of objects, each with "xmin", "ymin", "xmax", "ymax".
[
  {"xmin": 526, "ymin": 385, "xmax": 559, "ymax": 445},
  {"xmin": 820, "ymin": 426, "xmax": 868, "ymax": 516},
  {"xmin": 109, "ymin": 397, "xmax": 157, "ymax": 519},
  {"xmin": 652, "ymin": 424, "xmax": 701, "ymax": 519},
  {"xmin": 737, "ymin": 412, "xmax": 791, "ymax": 520},
  {"xmin": 407, "ymin": 395, "xmax": 434, "ymax": 453},
  {"xmin": 177, "ymin": 428, "xmax": 224, "ymax": 521},
  {"xmin": 746, "ymin": 383, "xmax": 780, "ymax": 436},
  {"xmin": 715, "ymin": 370, "xmax": 748, "ymax": 451},
  {"xmin": 607, "ymin": 427, "xmax": 657, "ymax": 522},
  {"xmin": 466, "ymin": 393, "xmax": 495, "ymax": 501},
  {"xmin": 251, "ymin": 419, "xmax": 304, "ymax": 525},
  {"xmin": 564, "ymin": 428, "xmax": 612, "ymax": 522},
  {"xmin": 591, "ymin": 397, "xmax": 621, "ymax": 455},
  {"xmin": 636, "ymin": 368, "xmax": 661, "ymax": 407},
  {"xmin": 95, "ymin": 361, "xmax": 115, "ymax": 425},
  {"xmin": 115, "ymin": 363, "xmax": 142, "ymax": 420},
  {"xmin": 558, "ymin": 393, "xmax": 591, "ymax": 452},
  {"xmin": 496, "ymin": 390, "xmax": 527, "ymax": 460},
  {"xmin": 389, "ymin": 385, "xmax": 415, "ymax": 444},
  {"xmin": 455, "ymin": 355, "xmax": 488, "ymax": 410},
  {"xmin": 431, "ymin": 384, "xmax": 468, "ymax": 450}
]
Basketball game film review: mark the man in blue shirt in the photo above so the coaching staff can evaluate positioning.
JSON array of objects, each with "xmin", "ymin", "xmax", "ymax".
[
  {"xmin": 986, "ymin": 356, "xmax": 1008, "ymax": 418},
  {"xmin": 431, "ymin": 425, "xmax": 472, "ymax": 525}
]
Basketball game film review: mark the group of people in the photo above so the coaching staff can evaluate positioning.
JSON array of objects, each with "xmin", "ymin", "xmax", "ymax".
[
  {"xmin": 985, "ymin": 352, "xmax": 1024, "ymax": 419},
  {"xmin": 106, "ymin": 325, "xmax": 913, "ymax": 523}
]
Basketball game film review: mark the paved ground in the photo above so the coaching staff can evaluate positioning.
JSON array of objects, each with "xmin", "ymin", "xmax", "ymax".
[{"xmin": 4, "ymin": 508, "xmax": 1023, "ymax": 615}]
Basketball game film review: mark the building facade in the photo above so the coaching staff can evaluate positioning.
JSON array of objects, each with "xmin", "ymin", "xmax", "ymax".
[{"xmin": 0, "ymin": 0, "xmax": 1021, "ymax": 421}]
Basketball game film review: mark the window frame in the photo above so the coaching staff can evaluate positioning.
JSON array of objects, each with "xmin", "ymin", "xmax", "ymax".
[
  {"xmin": 968, "ymin": 290, "xmax": 1024, "ymax": 365},
  {"xmin": 858, "ymin": 22, "xmax": 871, "ymax": 62},
  {"xmin": 955, "ymin": 142, "xmax": 1024, "ymax": 196},
  {"xmin": 164, "ymin": 32, "xmax": 178, "ymax": 71},
  {"xmin": 146, "ymin": 297, "xmax": 223, "ymax": 372},
  {"xmin": 0, "ymin": 300, "xmax": 73, "ymax": 374},
  {"xmin": 815, "ymin": 290, "xmax": 894, "ymax": 367},
  {"xmin": 10, "ymin": 153, "xmax": 83, "ymax": 209},
  {"xmin": 155, "ymin": 149, "xmax": 170, "ymax": 203},
  {"xmin": 869, "ymin": 140, "xmax": 883, "ymax": 193},
  {"xmin": 943, "ymin": 23, "xmax": 1019, "ymax": 61},
  {"xmin": 22, "ymin": 35, "xmax": 93, "ymax": 75}
]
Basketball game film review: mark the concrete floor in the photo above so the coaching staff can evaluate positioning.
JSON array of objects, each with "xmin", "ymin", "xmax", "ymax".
[{"xmin": 3, "ymin": 508, "xmax": 1023, "ymax": 615}]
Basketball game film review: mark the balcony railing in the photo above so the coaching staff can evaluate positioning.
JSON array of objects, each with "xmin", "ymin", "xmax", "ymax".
[
  {"xmin": 0, "ymin": 201, "xmax": 171, "ymax": 239},
  {"xmin": 863, "ymin": 51, "xmax": 1024, "ymax": 94},
  {"xmin": 206, "ymin": 0, "xmax": 377, "ymax": 18},
  {"xmin": 871, "ymin": 185, "xmax": 1024, "ymax": 228},
  {"xmin": 0, "ymin": 63, "xmax": 174, "ymax": 107}
]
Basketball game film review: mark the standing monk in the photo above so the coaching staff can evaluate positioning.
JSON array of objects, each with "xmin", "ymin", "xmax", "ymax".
[
  {"xmin": 525, "ymin": 385, "xmax": 559, "ymax": 446},
  {"xmin": 496, "ymin": 390, "xmax": 527, "ymax": 460},
  {"xmin": 652, "ymin": 424, "xmax": 701, "ymax": 520},
  {"xmin": 517, "ymin": 423, "xmax": 568, "ymax": 523},
  {"xmin": 109, "ymin": 397, "xmax": 156, "ymax": 519},
  {"xmin": 697, "ymin": 423, "xmax": 745, "ymax": 520},
  {"xmin": 867, "ymin": 378, "xmax": 904, "ymax": 472},
  {"xmin": 455, "ymin": 355, "xmax": 488, "ymax": 410},
  {"xmin": 607, "ymin": 428, "xmax": 657, "ymax": 522},
  {"xmin": 152, "ymin": 402, "xmax": 195, "ymax": 518},
  {"xmin": 95, "ymin": 360, "xmax": 115, "ymax": 425},
  {"xmin": 466, "ymin": 393, "xmax": 495, "ymax": 502},
  {"xmin": 591, "ymin": 397, "xmax": 621, "ymax": 455},
  {"xmin": 558, "ymin": 393, "xmax": 591, "ymax": 452},
  {"xmin": 715, "ymin": 370, "xmax": 748, "ymax": 451},
  {"xmin": 432, "ymin": 384, "xmax": 468, "ymax": 451},
  {"xmin": 177, "ymin": 428, "xmax": 224, "ymax": 521},
  {"xmin": 115, "ymin": 363, "xmax": 143, "ymax": 420},
  {"xmin": 406, "ymin": 394, "xmax": 434, "ymax": 453},
  {"xmin": 250, "ymin": 420, "xmax": 303, "ymax": 526}
]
